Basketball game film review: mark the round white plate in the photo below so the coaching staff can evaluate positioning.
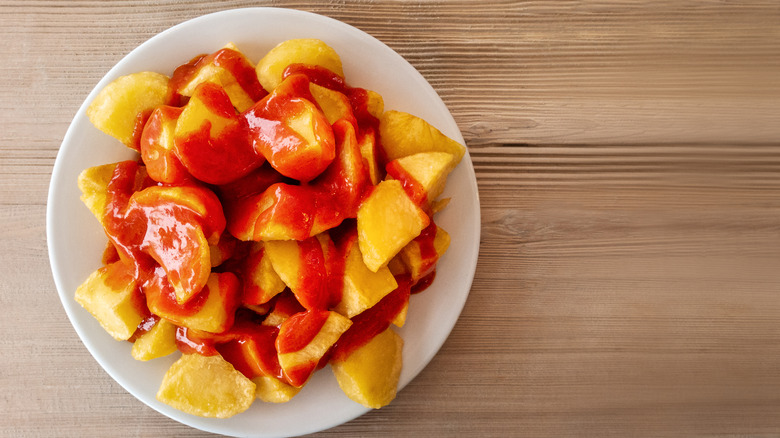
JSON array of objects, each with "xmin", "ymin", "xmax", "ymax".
[{"xmin": 47, "ymin": 7, "xmax": 480, "ymax": 438}]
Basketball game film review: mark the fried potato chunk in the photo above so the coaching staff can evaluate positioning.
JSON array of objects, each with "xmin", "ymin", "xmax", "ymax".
[
  {"xmin": 357, "ymin": 180, "xmax": 430, "ymax": 272},
  {"xmin": 332, "ymin": 327, "xmax": 403, "ymax": 409},
  {"xmin": 75, "ymin": 261, "xmax": 145, "ymax": 341},
  {"xmin": 256, "ymin": 38, "xmax": 344, "ymax": 92},
  {"xmin": 86, "ymin": 71, "xmax": 171, "ymax": 149},
  {"xmin": 157, "ymin": 353, "xmax": 256, "ymax": 418}
]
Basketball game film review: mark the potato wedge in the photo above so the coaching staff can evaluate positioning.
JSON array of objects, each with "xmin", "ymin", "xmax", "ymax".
[
  {"xmin": 86, "ymin": 71, "xmax": 171, "ymax": 149},
  {"xmin": 332, "ymin": 327, "xmax": 403, "ymax": 409},
  {"xmin": 157, "ymin": 353, "xmax": 256, "ymax": 418},
  {"xmin": 256, "ymin": 38, "xmax": 344, "ymax": 92}
]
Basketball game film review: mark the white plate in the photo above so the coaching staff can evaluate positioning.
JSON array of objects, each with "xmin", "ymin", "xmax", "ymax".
[{"xmin": 47, "ymin": 7, "xmax": 480, "ymax": 438}]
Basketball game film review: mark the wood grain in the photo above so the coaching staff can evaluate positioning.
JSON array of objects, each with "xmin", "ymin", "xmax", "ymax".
[{"xmin": 2, "ymin": 0, "xmax": 780, "ymax": 437}]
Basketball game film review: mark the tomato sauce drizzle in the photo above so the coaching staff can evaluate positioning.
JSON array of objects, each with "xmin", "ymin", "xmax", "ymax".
[
  {"xmin": 128, "ymin": 314, "xmax": 159, "ymax": 343},
  {"xmin": 170, "ymin": 49, "xmax": 267, "ymax": 103},
  {"xmin": 282, "ymin": 64, "xmax": 388, "ymax": 172},
  {"xmin": 175, "ymin": 326, "xmax": 220, "ymax": 356},
  {"xmin": 92, "ymin": 54, "xmax": 452, "ymax": 391},
  {"xmin": 411, "ymin": 270, "xmax": 436, "ymax": 295},
  {"xmin": 385, "ymin": 159, "xmax": 428, "ymax": 207},
  {"xmin": 331, "ymin": 275, "xmax": 412, "ymax": 362},
  {"xmin": 129, "ymin": 110, "xmax": 153, "ymax": 152},
  {"xmin": 276, "ymin": 309, "xmax": 330, "ymax": 354}
]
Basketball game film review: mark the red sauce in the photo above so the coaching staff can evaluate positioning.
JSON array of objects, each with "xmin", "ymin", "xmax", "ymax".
[
  {"xmin": 276, "ymin": 309, "xmax": 330, "ymax": 354},
  {"xmin": 170, "ymin": 54, "xmax": 207, "ymax": 100},
  {"xmin": 310, "ymin": 119, "xmax": 370, "ymax": 231},
  {"xmin": 411, "ymin": 270, "xmax": 436, "ymax": 294},
  {"xmin": 284, "ymin": 362, "xmax": 317, "ymax": 388},
  {"xmin": 217, "ymin": 163, "xmax": 285, "ymax": 203},
  {"xmin": 128, "ymin": 314, "xmax": 159, "ymax": 343},
  {"xmin": 294, "ymin": 236, "xmax": 328, "ymax": 310},
  {"xmin": 323, "ymin": 234, "xmax": 346, "ymax": 309},
  {"xmin": 240, "ymin": 245, "xmax": 269, "ymax": 306},
  {"xmin": 211, "ymin": 49, "xmax": 267, "ymax": 102},
  {"xmin": 125, "ymin": 110, "xmax": 151, "ymax": 152},
  {"xmin": 281, "ymin": 65, "xmax": 388, "ymax": 172},
  {"xmin": 243, "ymin": 74, "xmax": 335, "ymax": 182},
  {"xmin": 331, "ymin": 275, "xmax": 411, "ymax": 362},
  {"xmin": 416, "ymin": 221, "xmax": 438, "ymax": 267},
  {"xmin": 170, "ymin": 49, "xmax": 266, "ymax": 103},
  {"xmin": 101, "ymin": 242, "xmax": 120, "ymax": 265},
  {"xmin": 385, "ymin": 159, "xmax": 428, "ymax": 207},
  {"xmin": 175, "ymin": 326, "xmax": 219, "ymax": 356},
  {"xmin": 216, "ymin": 321, "xmax": 283, "ymax": 380},
  {"xmin": 174, "ymin": 82, "xmax": 264, "ymax": 185},
  {"xmin": 252, "ymin": 183, "xmax": 317, "ymax": 241},
  {"xmin": 282, "ymin": 64, "xmax": 347, "ymax": 93},
  {"xmin": 143, "ymin": 266, "xmax": 209, "ymax": 318},
  {"xmin": 139, "ymin": 106, "xmax": 191, "ymax": 184},
  {"xmin": 103, "ymin": 161, "xmax": 154, "ymax": 278}
]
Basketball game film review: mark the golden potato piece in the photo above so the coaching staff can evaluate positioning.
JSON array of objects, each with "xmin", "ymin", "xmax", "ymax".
[
  {"xmin": 87, "ymin": 71, "xmax": 171, "ymax": 148},
  {"xmin": 363, "ymin": 89, "xmax": 384, "ymax": 119},
  {"xmin": 334, "ymin": 237, "xmax": 398, "ymax": 318},
  {"xmin": 157, "ymin": 353, "xmax": 256, "ymax": 418},
  {"xmin": 242, "ymin": 242, "xmax": 286, "ymax": 306},
  {"xmin": 263, "ymin": 239, "xmax": 301, "ymax": 291},
  {"xmin": 77, "ymin": 163, "xmax": 120, "ymax": 226},
  {"xmin": 357, "ymin": 180, "xmax": 430, "ymax": 272},
  {"xmin": 75, "ymin": 261, "xmax": 145, "ymax": 341},
  {"xmin": 177, "ymin": 43, "xmax": 257, "ymax": 112},
  {"xmin": 252, "ymin": 375, "xmax": 301, "ymax": 403},
  {"xmin": 148, "ymin": 272, "xmax": 238, "ymax": 334},
  {"xmin": 309, "ymin": 83, "xmax": 353, "ymax": 125},
  {"xmin": 277, "ymin": 311, "xmax": 352, "ymax": 387},
  {"xmin": 78, "ymin": 161, "xmax": 149, "ymax": 226},
  {"xmin": 131, "ymin": 318, "xmax": 178, "ymax": 361},
  {"xmin": 358, "ymin": 129, "xmax": 382, "ymax": 185},
  {"xmin": 389, "ymin": 152, "xmax": 459, "ymax": 204},
  {"xmin": 256, "ymin": 39, "xmax": 344, "ymax": 92},
  {"xmin": 379, "ymin": 110, "xmax": 465, "ymax": 163},
  {"xmin": 332, "ymin": 327, "xmax": 403, "ymax": 409},
  {"xmin": 399, "ymin": 225, "xmax": 451, "ymax": 283}
]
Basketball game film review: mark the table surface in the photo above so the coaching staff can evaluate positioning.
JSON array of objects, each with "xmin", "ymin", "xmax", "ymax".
[{"xmin": 3, "ymin": 1, "xmax": 780, "ymax": 437}]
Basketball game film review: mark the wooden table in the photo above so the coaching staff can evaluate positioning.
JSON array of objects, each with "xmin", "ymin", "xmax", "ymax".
[{"xmin": 3, "ymin": 1, "xmax": 780, "ymax": 436}]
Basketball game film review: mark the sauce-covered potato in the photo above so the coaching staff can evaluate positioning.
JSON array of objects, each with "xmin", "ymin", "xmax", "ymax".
[{"xmin": 76, "ymin": 39, "xmax": 465, "ymax": 417}]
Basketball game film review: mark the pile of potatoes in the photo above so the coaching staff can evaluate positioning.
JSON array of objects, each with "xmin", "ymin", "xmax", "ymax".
[{"xmin": 75, "ymin": 38, "xmax": 465, "ymax": 418}]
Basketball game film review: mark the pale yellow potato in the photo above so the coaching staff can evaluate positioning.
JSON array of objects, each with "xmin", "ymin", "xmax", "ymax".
[
  {"xmin": 332, "ymin": 327, "xmax": 403, "ymax": 409},
  {"xmin": 333, "ymin": 238, "xmax": 398, "ymax": 318},
  {"xmin": 157, "ymin": 353, "xmax": 256, "ymax": 418},
  {"xmin": 399, "ymin": 225, "xmax": 451, "ymax": 282},
  {"xmin": 86, "ymin": 71, "xmax": 170, "ymax": 148},
  {"xmin": 243, "ymin": 241, "xmax": 286, "ymax": 305},
  {"xmin": 75, "ymin": 261, "xmax": 145, "ymax": 341},
  {"xmin": 389, "ymin": 151, "xmax": 459, "ymax": 204},
  {"xmin": 263, "ymin": 239, "xmax": 301, "ymax": 291},
  {"xmin": 256, "ymin": 38, "xmax": 344, "ymax": 92},
  {"xmin": 77, "ymin": 163, "xmax": 120, "ymax": 226},
  {"xmin": 149, "ymin": 273, "xmax": 235, "ymax": 334},
  {"xmin": 131, "ymin": 318, "xmax": 177, "ymax": 361},
  {"xmin": 357, "ymin": 180, "xmax": 430, "ymax": 272},
  {"xmin": 175, "ymin": 84, "xmax": 234, "ymax": 139},
  {"xmin": 252, "ymin": 375, "xmax": 301, "ymax": 403},
  {"xmin": 277, "ymin": 311, "xmax": 352, "ymax": 387},
  {"xmin": 379, "ymin": 110, "xmax": 466, "ymax": 163},
  {"xmin": 363, "ymin": 89, "xmax": 384, "ymax": 119},
  {"xmin": 309, "ymin": 83, "xmax": 352, "ymax": 125},
  {"xmin": 177, "ymin": 43, "xmax": 256, "ymax": 112}
]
